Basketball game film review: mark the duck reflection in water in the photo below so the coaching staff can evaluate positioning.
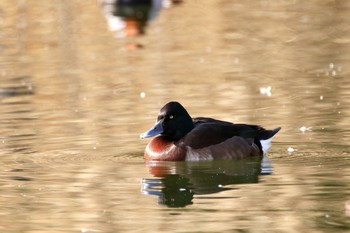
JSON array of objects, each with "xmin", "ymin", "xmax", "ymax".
[
  {"xmin": 141, "ymin": 156, "xmax": 273, "ymax": 207},
  {"xmin": 100, "ymin": 0, "xmax": 182, "ymax": 50}
]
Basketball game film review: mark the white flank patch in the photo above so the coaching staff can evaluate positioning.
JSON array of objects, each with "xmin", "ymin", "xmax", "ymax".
[
  {"xmin": 186, "ymin": 147, "xmax": 213, "ymax": 161},
  {"xmin": 260, "ymin": 138, "xmax": 272, "ymax": 154}
]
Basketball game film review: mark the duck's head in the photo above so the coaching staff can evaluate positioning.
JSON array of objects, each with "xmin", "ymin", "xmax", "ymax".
[{"xmin": 140, "ymin": 101, "xmax": 194, "ymax": 141}]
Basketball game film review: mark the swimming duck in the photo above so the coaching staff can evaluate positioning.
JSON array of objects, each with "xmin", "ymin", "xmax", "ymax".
[{"xmin": 140, "ymin": 101, "xmax": 281, "ymax": 161}]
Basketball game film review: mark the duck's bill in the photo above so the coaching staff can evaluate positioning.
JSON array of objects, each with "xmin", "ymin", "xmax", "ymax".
[{"xmin": 140, "ymin": 120, "xmax": 164, "ymax": 139}]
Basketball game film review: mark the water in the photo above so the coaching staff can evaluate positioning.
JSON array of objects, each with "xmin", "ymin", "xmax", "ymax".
[{"xmin": 0, "ymin": 0, "xmax": 350, "ymax": 232}]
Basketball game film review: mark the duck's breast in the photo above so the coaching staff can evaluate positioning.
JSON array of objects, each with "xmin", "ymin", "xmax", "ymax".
[{"xmin": 144, "ymin": 136, "xmax": 186, "ymax": 161}]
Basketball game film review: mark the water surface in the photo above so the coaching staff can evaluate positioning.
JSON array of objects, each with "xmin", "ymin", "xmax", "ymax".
[{"xmin": 0, "ymin": 0, "xmax": 349, "ymax": 232}]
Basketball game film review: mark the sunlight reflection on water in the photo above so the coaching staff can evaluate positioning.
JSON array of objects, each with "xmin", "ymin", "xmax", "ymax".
[{"xmin": 0, "ymin": 0, "xmax": 349, "ymax": 232}]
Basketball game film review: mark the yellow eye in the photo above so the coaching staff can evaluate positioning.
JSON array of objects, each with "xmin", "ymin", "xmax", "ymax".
[{"xmin": 169, "ymin": 115, "xmax": 174, "ymax": 119}]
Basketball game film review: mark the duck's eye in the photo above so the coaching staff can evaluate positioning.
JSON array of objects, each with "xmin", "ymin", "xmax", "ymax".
[{"xmin": 169, "ymin": 115, "xmax": 174, "ymax": 119}]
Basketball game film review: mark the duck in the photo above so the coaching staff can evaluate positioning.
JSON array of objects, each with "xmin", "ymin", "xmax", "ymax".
[{"xmin": 140, "ymin": 101, "xmax": 281, "ymax": 161}]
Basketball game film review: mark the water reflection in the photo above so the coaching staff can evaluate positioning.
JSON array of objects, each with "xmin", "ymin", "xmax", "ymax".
[
  {"xmin": 346, "ymin": 200, "xmax": 350, "ymax": 217},
  {"xmin": 0, "ymin": 76, "xmax": 37, "ymax": 155},
  {"xmin": 100, "ymin": 0, "xmax": 182, "ymax": 50},
  {"xmin": 0, "ymin": 76, "xmax": 34, "ymax": 97},
  {"xmin": 142, "ymin": 156, "xmax": 272, "ymax": 207},
  {"xmin": 0, "ymin": 0, "xmax": 349, "ymax": 231}
]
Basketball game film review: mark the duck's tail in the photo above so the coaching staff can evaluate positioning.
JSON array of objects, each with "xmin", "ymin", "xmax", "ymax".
[{"xmin": 258, "ymin": 127, "xmax": 281, "ymax": 154}]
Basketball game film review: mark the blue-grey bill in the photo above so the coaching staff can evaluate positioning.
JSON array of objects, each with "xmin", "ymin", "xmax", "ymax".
[{"xmin": 140, "ymin": 121, "xmax": 164, "ymax": 139}]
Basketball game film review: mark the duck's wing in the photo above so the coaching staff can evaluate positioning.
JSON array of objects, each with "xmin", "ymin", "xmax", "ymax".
[
  {"xmin": 180, "ymin": 122, "xmax": 281, "ymax": 149},
  {"xmin": 178, "ymin": 123, "xmax": 258, "ymax": 149}
]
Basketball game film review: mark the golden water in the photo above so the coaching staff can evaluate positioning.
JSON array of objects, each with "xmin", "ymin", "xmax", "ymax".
[{"xmin": 0, "ymin": 0, "xmax": 349, "ymax": 232}]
